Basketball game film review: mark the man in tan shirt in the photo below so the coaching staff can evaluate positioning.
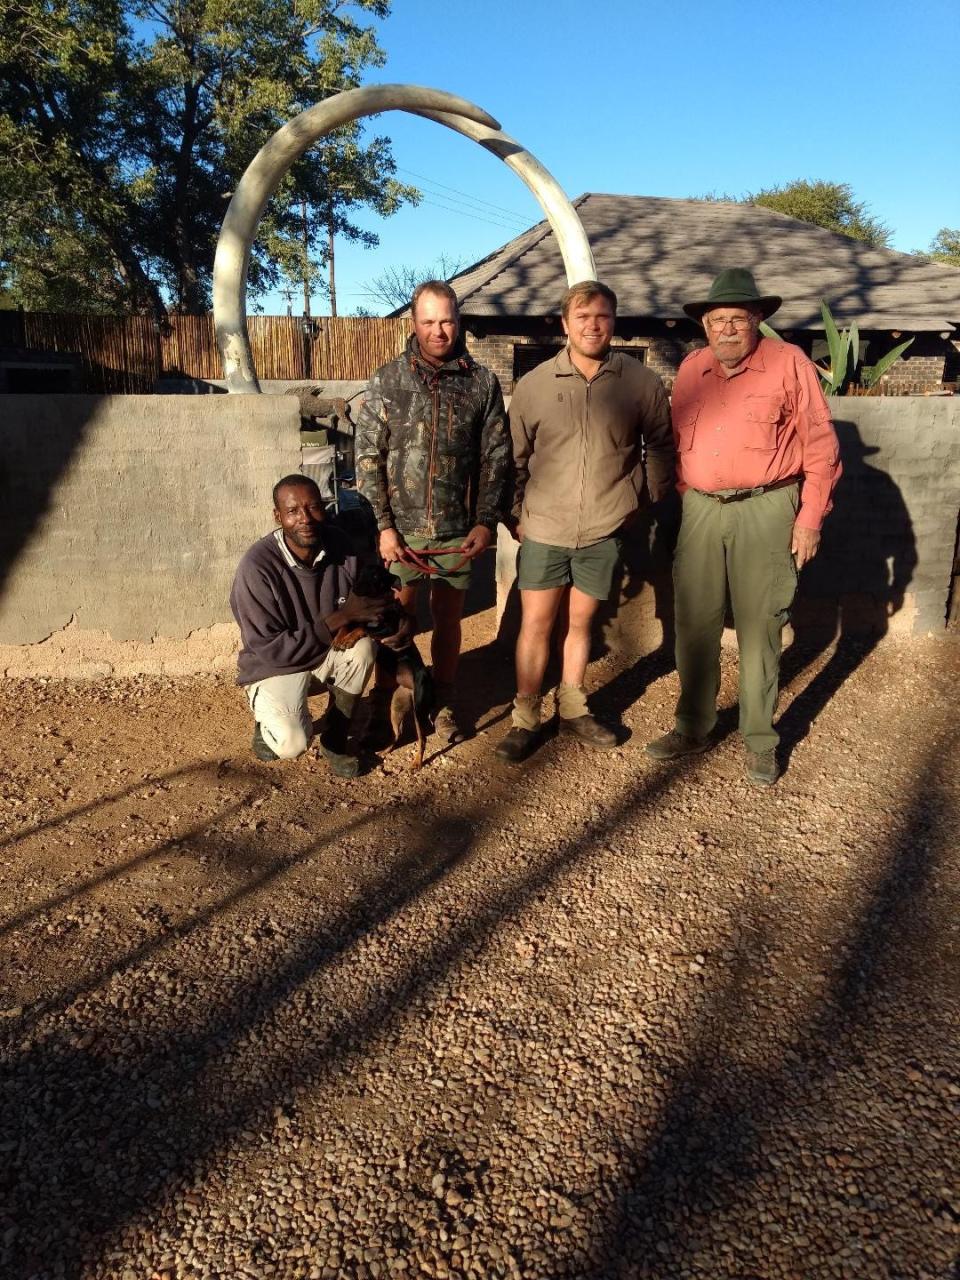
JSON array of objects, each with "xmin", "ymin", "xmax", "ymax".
[{"xmin": 496, "ymin": 280, "xmax": 676, "ymax": 763}]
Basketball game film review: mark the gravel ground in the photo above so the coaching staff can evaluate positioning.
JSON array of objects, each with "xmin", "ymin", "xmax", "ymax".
[{"xmin": 1, "ymin": 611, "xmax": 958, "ymax": 1280}]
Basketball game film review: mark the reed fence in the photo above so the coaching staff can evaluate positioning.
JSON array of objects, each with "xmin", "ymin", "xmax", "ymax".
[{"xmin": 0, "ymin": 312, "xmax": 411, "ymax": 391}]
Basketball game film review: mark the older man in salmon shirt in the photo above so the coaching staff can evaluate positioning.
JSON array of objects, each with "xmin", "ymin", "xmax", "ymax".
[{"xmin": 646, "ymin": 269, "xmax": 842, "ymax": 786}]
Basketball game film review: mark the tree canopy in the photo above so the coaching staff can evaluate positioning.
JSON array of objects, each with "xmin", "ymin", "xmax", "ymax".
[
  {"xmin": 0, "ymin": 0, "xmax": 417, "ymax": 316},
  {"xmin": 743, "ymin": 180, "xmax": 892, "ymax": 248},
  {"xmin": 922, "ymin": 227, "xmax": 960, "ymax": 267}
]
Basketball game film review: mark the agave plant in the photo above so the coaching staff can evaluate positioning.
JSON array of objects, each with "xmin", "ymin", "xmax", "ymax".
[
  {"xmin": 816, "ymin": 301, "xmax": 859, "ymax": 394},
  {"xmin": 860, "ymin": 334, "xmax": 916, "ymax": 387},
  {"xmin": 814, "ymin": 300, "xmax": 913, "ymax": 394}
]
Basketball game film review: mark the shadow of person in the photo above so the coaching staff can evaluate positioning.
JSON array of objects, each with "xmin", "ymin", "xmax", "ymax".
[
  {"xmin": 777, "ymin": 418, "xmax": 917, "ymax": 765},
  {"xmin": 591, "ymin": 492, "xmax": 682, "ymax": 725}
]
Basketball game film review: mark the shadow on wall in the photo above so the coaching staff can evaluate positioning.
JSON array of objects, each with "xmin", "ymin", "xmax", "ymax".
[
  {"xmin": 0, "ymin": 397, "xmax": 101, "ymax": 603},
  {"xmin": 778, "ymin": 418, "xmax": 917, "ymax": 764}
]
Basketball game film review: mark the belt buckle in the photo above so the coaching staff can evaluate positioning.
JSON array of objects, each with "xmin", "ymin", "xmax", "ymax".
[{"xmin": 749, "ymin": 485, "xmax": 765, "ymax": 498}]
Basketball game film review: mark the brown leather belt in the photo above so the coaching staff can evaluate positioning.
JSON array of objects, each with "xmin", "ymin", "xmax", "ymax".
[{"xmin": 693, "ymin": 476, "xmax": 801, "ymax": 505}]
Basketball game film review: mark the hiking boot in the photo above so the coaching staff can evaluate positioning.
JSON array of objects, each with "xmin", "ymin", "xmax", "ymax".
[
  {"xmin": 559, "ymin": 714, "xmax": 618, "ymax": 749},
  {"xmin": 745, "ymin": 748, "xmax": 779, "ymax": 787},
  {"xmin": 252, "ymin": 723, "xmax": 278, "ymax": 762},
  {"xmin": 495, "ymin": 726, "xmax": 543, "ymax": 764},
  {"xmin": 319, "ymin": 688, "xmax": 361, "ymax": 776},
  {"xmin": 433, "ymin": 704, "xmax": 463, "ymax": 745},
  {"xmin": 360, "ymin": 686, "xmax": 395, "ymax": 751},
  {"xmin": 645, "ymin": 729, "xmax": 712, "ymax": 761},
  {"xmin": 319, "ymin": 742, "xmax": 361, "ymax": 778},
  {"xmin": 432, "ymin": 682, "xmax": 464, "ymax": 745}
]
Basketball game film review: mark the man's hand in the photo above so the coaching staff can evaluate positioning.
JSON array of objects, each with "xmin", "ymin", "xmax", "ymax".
[
  {"xmin": 379, "ymin": 527, "xmax": 407, "ymax": 565},
  {"xmin": 791, "ymin": 523, "xmax": 821, "ymax": 569},
  {"xmin": 460, "ymin": 524, "xmax": 492, "ymax": 559},
  {"xmin": 378, "ymin": 611, "xmax": 414, "ymax": 652},
  {"xmin": 329, "ymin": 590, "xmax": 390, "ymax": 631}
]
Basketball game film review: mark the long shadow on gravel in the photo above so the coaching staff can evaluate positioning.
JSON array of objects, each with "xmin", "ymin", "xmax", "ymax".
[
  {"xmin": 0, "ymin": 762, "xmax": 273, "ymax": 941},
  {"xmin": 1, "ymin": 728, "xmax": 708, "ymax": 1277},
  {"xmin": 579, "ymin": 729, "xmax": 958, "ymax": 1279}
]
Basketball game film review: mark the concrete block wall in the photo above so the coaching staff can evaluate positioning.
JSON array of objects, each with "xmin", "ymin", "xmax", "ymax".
[
  {"xmin": 0, "ymin": 394, "xmax": 955, "ymax": 678},
  {"xmin": 0, "ymin": 394, "xmax": 302, "ymax": 676},
  {"xmin": 802, "ymin": 397, "xmax": 960, "ymax": 634}
]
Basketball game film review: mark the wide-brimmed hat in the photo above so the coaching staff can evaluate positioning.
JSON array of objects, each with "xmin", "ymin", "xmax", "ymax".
[{"xmin": 683, "ymin": 268, "xmax": 781, "ymax": 321}]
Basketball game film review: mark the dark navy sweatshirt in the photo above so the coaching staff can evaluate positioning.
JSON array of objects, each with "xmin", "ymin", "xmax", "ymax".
[{"xmin": 230, "ymin": 527, "xmax": 358, "ymax": 686}]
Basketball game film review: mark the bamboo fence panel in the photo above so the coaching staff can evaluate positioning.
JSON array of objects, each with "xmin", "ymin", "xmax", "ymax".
[
  {"xmin": 2, "ymin": 312, "xmax": 413, "ymax": 385},
  {"xmin": 312, "ymin": 315, "xmax": 410, "ymax": 380},
  {"xmin": 0, "ymin": 311, "xmax": 159, "ymax": 391},
  {"xmin": 248, "ymin": 315, "xmax": 307, "ymax": 381},
  {"xmin": 160, "ymin": 315, "xmax": 220, "ymax": 381}
]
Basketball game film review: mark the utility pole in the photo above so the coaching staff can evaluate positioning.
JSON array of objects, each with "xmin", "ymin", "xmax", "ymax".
[
  {"xmin": 301, "ymin": 198, "xmax": 311, "ymax": 319},
  {"xmin": 327, "ymin": 205, "xmax": 337, "ymax": 317}
]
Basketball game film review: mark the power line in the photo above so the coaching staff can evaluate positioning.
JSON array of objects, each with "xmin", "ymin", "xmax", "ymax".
[
  {"xmin": 417, "ymin": 194, "xmax": 530, "ymax": 234},
  {"xmin": 398, "ymin": 165, "xmax": 531, "ymax": 226}
]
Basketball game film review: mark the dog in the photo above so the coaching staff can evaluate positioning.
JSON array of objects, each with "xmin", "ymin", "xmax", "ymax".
[{"xmin": 332, "ymin": 562, "xmax": 434, "ymax": 769}]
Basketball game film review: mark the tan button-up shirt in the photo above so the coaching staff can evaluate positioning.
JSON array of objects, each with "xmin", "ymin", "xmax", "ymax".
[
  {"xmin": 509, "ymin": 348, "xmax": 675, "ymax": 548},
  {"xmin": 671, "ymin": 337, "xmax": 842, "ymax": 530}
]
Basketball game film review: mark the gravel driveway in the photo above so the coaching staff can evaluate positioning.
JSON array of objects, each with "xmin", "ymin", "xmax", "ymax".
[{"xmin": 2, "ymin": 613, "xmax": 958, "ymax": 1280}]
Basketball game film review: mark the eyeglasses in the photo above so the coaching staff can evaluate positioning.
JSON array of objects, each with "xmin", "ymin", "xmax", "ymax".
[{"xmin": 705, "ymin": 315, "xmax": 756, "ymax": 332}]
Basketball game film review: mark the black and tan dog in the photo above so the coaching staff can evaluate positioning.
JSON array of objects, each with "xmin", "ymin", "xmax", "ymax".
[{"xmin": 332, "ymin": 562, "xmax": 434, "ymax": 769}]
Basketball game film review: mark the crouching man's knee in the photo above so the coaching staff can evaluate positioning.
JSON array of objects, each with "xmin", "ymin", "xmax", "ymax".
[
  {"xmin": 265, "ymin": 720, "xmax": 310, "ymax": 759},
  {"xmin": 330, "ymin": 634, "xmax": 378, "ymax": 696}
]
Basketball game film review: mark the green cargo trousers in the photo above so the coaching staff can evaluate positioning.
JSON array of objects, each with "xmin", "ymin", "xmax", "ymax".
[{"xmin": 673, "ymin": 484, "xmax": 800, "ymax": 753}]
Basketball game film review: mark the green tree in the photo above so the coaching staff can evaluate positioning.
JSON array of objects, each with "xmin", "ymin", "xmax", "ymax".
[
  {"xmin": 922, "ymin": 227, "xmax": 960, "ymax": 266},
  {"xmin": 745, "ymin": 180, "xmax": 892, "ymax": 248},
  {"xmin": 0, "ymin": 0, "xmax": 417, "ymax": 317}
]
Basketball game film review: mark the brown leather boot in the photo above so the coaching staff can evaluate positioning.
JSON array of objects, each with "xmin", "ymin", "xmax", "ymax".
[{"xmin": 559, "ymin": 714, "xmax": 618, "ymax": 749}]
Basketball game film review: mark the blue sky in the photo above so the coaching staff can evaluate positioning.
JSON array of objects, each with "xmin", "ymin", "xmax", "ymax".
[{"xmin": 261, "ymin": 0, "xmax": 959, "ymax": 315}]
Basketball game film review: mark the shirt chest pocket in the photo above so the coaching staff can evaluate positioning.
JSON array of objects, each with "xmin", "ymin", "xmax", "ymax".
[
  {"xmin": 742, "ymin": 394, "xmax": 784, "ymax": 451},
  {"xmin": 675, "ymin": 406, "xmax": 699, "ymax": 452}
]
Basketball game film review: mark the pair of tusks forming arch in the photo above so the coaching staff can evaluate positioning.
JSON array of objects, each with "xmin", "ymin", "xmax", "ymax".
[{"xmin": 212, "ymin": 85, "xmax": 595, "ymax": 393}]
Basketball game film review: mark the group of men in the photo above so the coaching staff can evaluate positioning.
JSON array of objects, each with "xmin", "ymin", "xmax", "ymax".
[{"xmin": 230, "ymin": 268, "xmax": 841, "ymax": 786}]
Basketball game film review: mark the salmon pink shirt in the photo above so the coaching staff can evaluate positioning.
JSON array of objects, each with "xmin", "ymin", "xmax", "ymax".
[{"xmin": 671, "ymin": 337, "xmax": 842, "ymax": 530}]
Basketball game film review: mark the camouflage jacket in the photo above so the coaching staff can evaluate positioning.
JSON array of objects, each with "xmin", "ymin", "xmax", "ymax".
[{"xmin": 355, "ymin": 335, "xmax": 511, "ymax": 539}]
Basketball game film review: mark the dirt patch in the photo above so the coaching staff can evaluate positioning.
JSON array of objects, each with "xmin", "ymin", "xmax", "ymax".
[{"xmin": 2, "ymin": 611, "xmax": 958, "ymax": 1279}]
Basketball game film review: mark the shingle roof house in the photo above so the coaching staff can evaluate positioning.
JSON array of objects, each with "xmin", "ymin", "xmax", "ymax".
[{"xmin": 447, "ymin": 194, "xmax": 960, "ymax": 393}]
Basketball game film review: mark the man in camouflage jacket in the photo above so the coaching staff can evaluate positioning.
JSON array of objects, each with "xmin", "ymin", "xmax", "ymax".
[{"xmin": 355, "ymin": 280, "xmax": 511, "ymax": 742}]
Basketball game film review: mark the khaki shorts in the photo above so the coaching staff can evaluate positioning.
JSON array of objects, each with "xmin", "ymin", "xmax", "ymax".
[
  {"xmin": 390, "ymin": 536, "xmax": 473, "ymax": 590},
  {"xmin": 517, "ymin": 535, "xmax": 622, "ymax": 600}
]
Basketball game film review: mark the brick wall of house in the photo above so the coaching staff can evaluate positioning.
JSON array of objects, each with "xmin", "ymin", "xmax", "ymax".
[
  {"xmin": 465, "ymin": 331, "xmax": 693, "ymax": 394},
  {"xmin": 468, "ymin": 327, "xmax": 959, "ymax": 395}
]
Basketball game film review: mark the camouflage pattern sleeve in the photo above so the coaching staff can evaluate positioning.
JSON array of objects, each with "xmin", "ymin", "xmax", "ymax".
[
  {"xmin": 354, "ymin": 368, "xmax": 396, "ymax": 532},
  {"xmin": 474, "ymin": 371, "xmax": 513, "ymax": 530}
]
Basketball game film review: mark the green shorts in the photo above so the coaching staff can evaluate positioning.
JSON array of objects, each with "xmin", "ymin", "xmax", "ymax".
[
  {"xmin": 390, "ymin": 535, "xmax": 473, "ymax": 590},
  {"xmin": 517, "ymin": 535, "xmax": 622, "ymax": 600}
]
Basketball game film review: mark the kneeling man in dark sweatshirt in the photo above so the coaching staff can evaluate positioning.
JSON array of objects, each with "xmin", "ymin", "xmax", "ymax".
[{"xmin": 230, "ymin": 475, "xmax": 405, "ymax": 776}]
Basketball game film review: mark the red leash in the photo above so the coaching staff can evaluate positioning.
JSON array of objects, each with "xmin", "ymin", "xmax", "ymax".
[{"xmin": 389, "ymin": 546, "xmax": 472, "ymax": 576}]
